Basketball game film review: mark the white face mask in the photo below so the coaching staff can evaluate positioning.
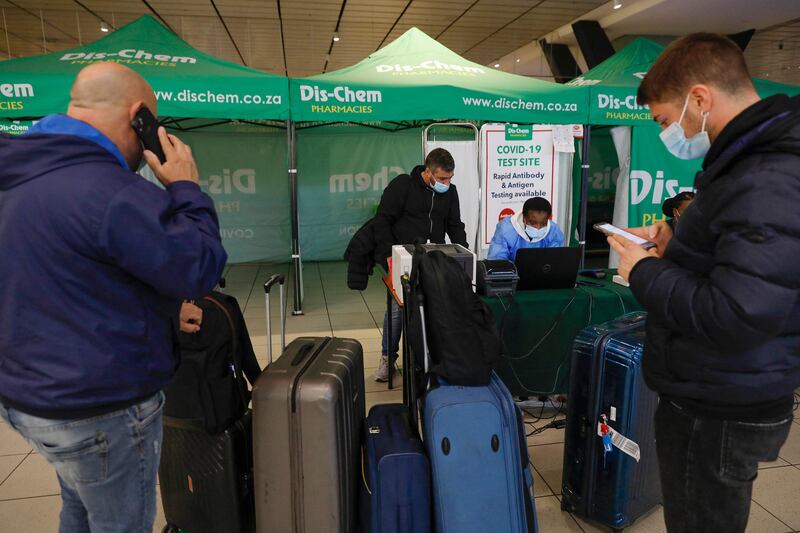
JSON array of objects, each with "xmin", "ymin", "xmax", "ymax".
[
  {"xmin": 659, "ymin": 93, "xmax": 711, "ymax": 160},
  {"xmin": 525, "ymin": 221, "xmax": 549, "ymax": 242}
]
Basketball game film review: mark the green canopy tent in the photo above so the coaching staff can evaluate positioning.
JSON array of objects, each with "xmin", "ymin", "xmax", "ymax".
[
  {"xmin": 570, "ymin": 37, "xmax": 800, "ymax": 126},
  {"xmin": 286, "ymin": 27, "xmax": 592, "ymax": 312},
  {"xmin": 0, "ymin": 16, "xmax": 294, "ymax": 267},
  {"xmin": 0, "ymin": 15, "xmax": 289, "ymax": 120},
  {"xmin": 567, "ymin": 37, "xmax": 799, "ymax": 264},
  {"xmin": 290, "ymin": 27, "xmax": 588, "ymax": 124}
]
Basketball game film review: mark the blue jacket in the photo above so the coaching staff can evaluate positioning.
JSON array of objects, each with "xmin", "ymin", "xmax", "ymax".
[
  {"xmin": 487, "ymin": 214, "xmax": 565, "ymax": 261},
  {"xmin": 0, "ymin": 115, "xmax": 227, "ymax": 418},
  {"xmin": 630, "ymin": 95, "xmax": 800, "ymax": 413}
]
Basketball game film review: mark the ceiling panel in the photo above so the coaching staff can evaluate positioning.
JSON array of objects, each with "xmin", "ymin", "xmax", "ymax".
[
  {"xmin": 0, "ymin": 0, "xmax": 605, "ymax": 75},
  {"xmin": 3, "ymin": 0, "xmax": 795, "ymax": 84},
  {"xmin": 745, "ymin": 18, "xmax": 800, "ymax": 84}
]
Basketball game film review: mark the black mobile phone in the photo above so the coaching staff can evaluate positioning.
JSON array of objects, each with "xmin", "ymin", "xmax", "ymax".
[{"xmin": 131, "ymin": 106, "xmax": 166, "ymax": 164}]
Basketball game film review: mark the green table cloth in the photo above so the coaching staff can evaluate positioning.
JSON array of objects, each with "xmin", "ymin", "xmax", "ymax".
[{"xmin": 483, "ymin": 271, "xmax": 642, "ymax": 397}]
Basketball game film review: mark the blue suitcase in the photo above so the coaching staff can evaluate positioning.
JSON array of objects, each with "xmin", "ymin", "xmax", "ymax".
[
  {"xmin": 561, "ymin": 312, "xmax": 661, "ymax": 529},
  {"xmin": 361, "ymin": 404, "xmax": 431, "ymax": 533},
  {"xmin": 423, "ymin": 373, "xmax": 537, "ymax": 533}
]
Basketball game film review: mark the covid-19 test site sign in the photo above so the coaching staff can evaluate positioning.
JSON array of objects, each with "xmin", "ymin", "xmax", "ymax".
[{"xmin": 480, "ymin": 124, "xmax": 578, "ymax": 250}]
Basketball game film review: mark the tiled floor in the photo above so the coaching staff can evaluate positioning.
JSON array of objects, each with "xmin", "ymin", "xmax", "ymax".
[{"xmin": 2, "ymin": 261, "xmax": 800, "ymax": 532}]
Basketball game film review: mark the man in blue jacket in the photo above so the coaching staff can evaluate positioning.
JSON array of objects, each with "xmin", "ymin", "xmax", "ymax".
[
  {"xmin": 487, "ymin": 197, "xmax": 565, "ymax": 261},
  {"xmin": 0, "ymin": 62, "xmax": 227, "ymax": 532},
  {"xmin": 609, "ymin": 34, "xmax": 800, "ymax": 533}
]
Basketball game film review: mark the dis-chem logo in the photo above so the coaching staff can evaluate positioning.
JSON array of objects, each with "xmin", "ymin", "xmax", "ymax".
[
  {"xmin": 60, "ymin": 49, "xmax": 197, "ymax": 66},
  {"xmin": 375, "ymin": 59, "xmax": 486, "ymax": 76},
  {"xmin": 0, "ymin": 82, "xmax": 35, "ymax": 112},
  {"xmin": 0, "ymin": 83, "xmax": 34, "ymax": 98},
  {"xmin": 505, "ymin": 125, "xmax": 532, "ymax": 141}
]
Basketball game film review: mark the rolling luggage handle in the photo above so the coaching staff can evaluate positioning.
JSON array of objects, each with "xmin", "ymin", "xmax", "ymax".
[
  {"xmin": 264, "ymin": 274, "xmax": 286, "ymax": 365},
  {"xmin": 401, "ymin": 274, "xmax": 432, "ymax": 430}
]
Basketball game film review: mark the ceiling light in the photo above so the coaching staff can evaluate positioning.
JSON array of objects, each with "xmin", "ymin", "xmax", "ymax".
[
  {"xmin": 613, "ymin": 0, "xmax": 622, "ymax": 9},
  {"xmin": 100, "ymin": 22, "xmax": 109, "ymax": 32},
  {"xmin": 494, "ymin": 63, "xmax": 500, "ymax": 68},
  {"xmin": 333, "ymin": 32, "xmax": 340, "ymax": 42},
  {"xmin": 516, "ymin": 58, "xmax": 520, "ymax": 63}
]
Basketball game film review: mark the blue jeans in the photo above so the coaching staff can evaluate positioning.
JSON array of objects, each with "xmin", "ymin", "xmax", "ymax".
[
  {"xmin": 0, "ymin": 392, "xmax": 165, "ymax": 533},
  {"xmin": 382, "ymin": 299, "xmax": 402, "ymax": 364},
  {"xmin": 655, "ymin": 399, "xmax": 793, "ymax": 533}
]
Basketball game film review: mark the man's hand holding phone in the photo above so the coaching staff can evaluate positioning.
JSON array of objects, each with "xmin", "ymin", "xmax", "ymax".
[
  {"xmin": 143, "ymin": 127, "xmax": 199, "ymax": 187},
  {"xmin": 595, "ymin": 221, "xmax": 672, "ymax": 281},
  {"xmin": 608, "ymin": 235, "xmax": 659, "ymax": 281},
  {"xmin": 625, "ymin": 221, "xmax": 673, "ymax": 257}
]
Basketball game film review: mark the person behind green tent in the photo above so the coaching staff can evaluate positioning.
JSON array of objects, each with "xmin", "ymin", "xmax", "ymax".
[
  {"xmin": 661, "ymin": 191, "xmax": 695, "ymax": 229},
  {"xmin": 487, "ymin": 197, "xmax": 565, "ymax": 261}
]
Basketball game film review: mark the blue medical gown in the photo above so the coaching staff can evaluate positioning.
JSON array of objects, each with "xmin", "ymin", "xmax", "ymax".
[{"xmin": 487, "ymin": 217, "xmax": 565, "ymax": 261}]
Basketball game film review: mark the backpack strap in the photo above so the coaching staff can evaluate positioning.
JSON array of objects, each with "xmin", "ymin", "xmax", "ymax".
[{"xmin": 203, "ymin": 294, "xmax": 249, "ymax": 408}]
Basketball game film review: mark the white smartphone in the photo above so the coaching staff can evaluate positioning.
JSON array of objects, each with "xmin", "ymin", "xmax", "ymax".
[{"xmin": 594, "ymin": 222, "xmax": 656, "ymax": 250}]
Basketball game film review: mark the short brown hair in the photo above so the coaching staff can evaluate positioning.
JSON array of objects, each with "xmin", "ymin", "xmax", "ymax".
[
  {"xmin": 425, "ymin": 148, "xmax": 455, "ymax": 173},
  {"xmin": 637, "ymin": 33, "xmax": 755, "ymax": 105}
]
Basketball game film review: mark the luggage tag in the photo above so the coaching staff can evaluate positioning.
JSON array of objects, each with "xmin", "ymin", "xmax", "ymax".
[{"xmin": 610, "ymin": 430, "xmax": 641, "ymax": 462}]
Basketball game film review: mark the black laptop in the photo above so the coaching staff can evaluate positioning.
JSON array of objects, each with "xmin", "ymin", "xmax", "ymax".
[{"xmin": 514, "ymin": 247, "xmax": 582, "ymax": 291}]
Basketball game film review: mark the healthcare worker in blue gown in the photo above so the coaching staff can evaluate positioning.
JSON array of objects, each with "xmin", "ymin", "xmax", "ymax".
[{"xmin": 487, "ymin": 197, "xmax": 565, "ymax": 261}]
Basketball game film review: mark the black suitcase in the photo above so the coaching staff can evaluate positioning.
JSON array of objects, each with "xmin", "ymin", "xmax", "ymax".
[{"xmin": 159, "ymin": 412, "xmax": 254, "ymax": 533}]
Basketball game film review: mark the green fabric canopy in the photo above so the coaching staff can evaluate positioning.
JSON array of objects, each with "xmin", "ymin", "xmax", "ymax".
[
  {"xmin": 569, "ymin": 37, "xmax": 800, "ymax": 126},
  {"xmin": 290, "ymin": 27, "xmax": 589, "ymax": 124},
  {"xmin": 0, "ymin": 15, "xmax": 289, "ymax": 120}
]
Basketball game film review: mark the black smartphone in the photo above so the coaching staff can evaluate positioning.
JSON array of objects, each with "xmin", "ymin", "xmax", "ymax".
[{"xmin": 131, "ymin": 106, "xmax": 166, "ymax": 164}]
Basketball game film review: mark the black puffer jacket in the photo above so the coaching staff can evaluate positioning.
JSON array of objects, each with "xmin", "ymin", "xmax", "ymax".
[
  {"xmin": 629, "ymin": 94, "xmax": 800, "ymax": 410},
  {"xmin": 373, "ymin": 165, "xmax": 468, "ymax": 263},
  {"xmin": 343, "ymin": 219, "xmax": 378, "ymax": 291}
]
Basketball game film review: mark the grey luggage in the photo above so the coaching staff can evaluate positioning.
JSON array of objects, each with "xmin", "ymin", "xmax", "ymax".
[{"xmin": 252, "ymin": 336, "xmax": 365, "ymax": 533}]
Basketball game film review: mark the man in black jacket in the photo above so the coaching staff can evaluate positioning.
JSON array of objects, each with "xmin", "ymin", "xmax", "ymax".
[
  {"xmin": 609, "ymin": 34, "xmax": 800, "ymax": 533},
  {"xmin": 372, "ymin": 148, "xmax": 467, "ymax": 381}
]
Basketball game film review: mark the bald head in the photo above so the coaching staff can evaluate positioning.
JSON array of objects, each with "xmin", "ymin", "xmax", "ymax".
[
  {"xmin": 67, "ymin": 63, "xmax": 157, "ymax": 170},
  {"xmin": 70, "ymin": 62, "xmax": 156, "ymax": 112}
]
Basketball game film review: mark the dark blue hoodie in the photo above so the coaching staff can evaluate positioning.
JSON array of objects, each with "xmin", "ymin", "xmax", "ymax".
[{"xmin": 0, "ymin": 115, "xmax": 227, "ymax": 418}]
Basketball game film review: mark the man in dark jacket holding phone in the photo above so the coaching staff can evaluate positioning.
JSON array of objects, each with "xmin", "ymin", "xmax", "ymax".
[
  {"xmin": 372, "ymin": 148, "xmax": 467, "ymax": 381},
  {"xmin": 609, "ymin": 34, "xmax": 800, "ymax": 533},
  {"xmin": 0, "ymin": 62, "xmax": 226, "ymax": 532}
]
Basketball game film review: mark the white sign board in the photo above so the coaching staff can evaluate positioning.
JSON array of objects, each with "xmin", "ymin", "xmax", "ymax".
[{"xmin": 480, "ymin": 124, "xmax": 559, "ymax": 248}]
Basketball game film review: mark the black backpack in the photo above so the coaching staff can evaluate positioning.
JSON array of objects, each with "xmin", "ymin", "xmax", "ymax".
[
  {"xmin": 407, "ymin": 248, "xmax": 502, "ymax": 386},
  {"xmin": 164, "ymin": 292, "xmax": 261, "ymax": 434}
]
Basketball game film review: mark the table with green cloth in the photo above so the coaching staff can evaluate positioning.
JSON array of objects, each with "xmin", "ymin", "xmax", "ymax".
[{"xmin": 482, "ymin": 270, "xmax": 642, "ymax": 398}]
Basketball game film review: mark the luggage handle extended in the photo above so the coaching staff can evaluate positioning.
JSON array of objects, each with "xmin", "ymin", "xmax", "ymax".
[
  {"xmin": 401, "ymin": 274, "xmax": 432, "ymax": 430},
  {"xmin": 264, "ymin": 274, "xmax": 286, "ymax": 365}
]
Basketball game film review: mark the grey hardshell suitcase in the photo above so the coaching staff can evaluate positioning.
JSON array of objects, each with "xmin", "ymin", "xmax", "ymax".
[{"xmin": 252, "ymin": 335, "xmax": 365, "ymax": 533}]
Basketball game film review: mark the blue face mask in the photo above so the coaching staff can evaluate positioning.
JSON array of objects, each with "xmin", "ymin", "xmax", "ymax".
[
  {"xmin": 659, "ymin": 93, "xmax": 711, "ymax": 160},
  {"xmin": 525, "ymin": 225, "xmax": 548, "ymax": 241},
  {"xmin": 432, "ymin": 180, "xmax": 450, "ymax": 194}
]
